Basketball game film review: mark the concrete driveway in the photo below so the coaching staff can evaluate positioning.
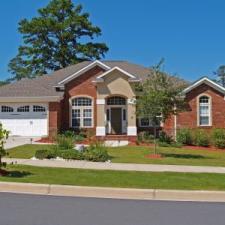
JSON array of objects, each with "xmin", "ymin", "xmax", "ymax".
[{"xmin": 5, "ymin": 136, "xmax": 41, "ymax": 149}]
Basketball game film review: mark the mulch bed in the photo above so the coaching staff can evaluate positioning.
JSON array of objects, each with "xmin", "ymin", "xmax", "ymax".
[
  {"xmin": 0, "ymin": 169, "xmax": 9, "ymax": 176},
  {"xmin": 35, "ymin": 137, "xmax": 54, "ymax": 143}
]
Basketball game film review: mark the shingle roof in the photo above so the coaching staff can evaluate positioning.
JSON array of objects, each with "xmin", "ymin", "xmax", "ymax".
[{"xmin": 0, "ymin": 61, "xmax": 151, "ymax": 98}]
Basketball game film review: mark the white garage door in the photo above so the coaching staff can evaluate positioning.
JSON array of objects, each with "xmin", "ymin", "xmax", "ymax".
[{"xmin": 0, "ymin": 104, "xmax": 48, "ymax": 137}]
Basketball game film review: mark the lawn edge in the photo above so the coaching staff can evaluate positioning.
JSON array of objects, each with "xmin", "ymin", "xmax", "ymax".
[{"xmin": 1, "ymin": 181, "xmax": 225, "ymax": 202}]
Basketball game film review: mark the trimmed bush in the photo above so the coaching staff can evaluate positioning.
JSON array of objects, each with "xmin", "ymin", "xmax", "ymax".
[
  {"xmin": 83, "ymin": 142, "xmax": 109, "ymax": 162},
  {"xmin": 35, "ymin": 150, "xmax": 50, "ymax": 159},
  {"xmin": 176, "ymin": 128, "xmax": 192, "ymax": 145},
  {"xmin": 35, "ymin": 149, "xmax": 58, "ymax": 159},
  {"xmin": 193, "ymin": 129, "xmax": 209, "ymax": 147},
  {"xmin": 59, "ymin": 150, "xmax": 83, "ymax": 160},
  {"xmin": 211, "ymin": 129, "xmax": 225, "ymax": 149}
]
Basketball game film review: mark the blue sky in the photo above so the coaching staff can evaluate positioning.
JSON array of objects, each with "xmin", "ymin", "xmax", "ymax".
[{"xmin": 1, "ymin": 0, "xmax": 225, "ymax": 81}]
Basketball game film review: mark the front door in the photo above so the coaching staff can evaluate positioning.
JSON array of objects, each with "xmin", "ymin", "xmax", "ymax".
[{"xmin": 110, "ymin": 108, "xmax": 122, "ymax": 134}]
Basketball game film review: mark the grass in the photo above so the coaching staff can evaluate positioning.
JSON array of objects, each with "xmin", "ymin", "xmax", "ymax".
[
  {"xmin": 107, "ymin": 145, "xmax": 225, "ymax": 167},
  {"xmin": 7, "ymin": 144, "xmax": 53, "ymax": 159},
  {"xmin": 1, "ymin": 165, "xmax": 225, "ymax": 190},
  {"xmin": 6, "ymin": 144, "xmax": 225, "ymax": 167}
]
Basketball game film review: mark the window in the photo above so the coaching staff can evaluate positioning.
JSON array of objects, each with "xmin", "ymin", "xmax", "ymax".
[
  {"xmin": 199, "ymin": 96, "xmax": 210, "ymax": 126},
  {"xmin": 123, "ymin": 109, "xmax": 126, "ymax": 121},
  {"xmin": 72, "ymin": 97, "xmax": 92, "ymax": 106},
  {"xmin": 140, "ymin": 118, "xmax": 150, "ymax": 127},
  {"xmin": 33, "ymin": 105, "xmax": 46, "ymax": 112},
  {"xmin": 17, "ymin": 105, "xmax": 29, "ymax": 112},
  {"xmin": 139, "ymin": 117, "xmax": 161, "ymax": 127},
  {"xmin": 71, "ymin": 97, "xmax": 93, "ymax": 128},
  {"xmin": 107, "ymin": 96, "xmax": 126, "ymax": 105},
  {"xmin": 1, "ymin": 106, "xmax": 13, "ymax": 113}
]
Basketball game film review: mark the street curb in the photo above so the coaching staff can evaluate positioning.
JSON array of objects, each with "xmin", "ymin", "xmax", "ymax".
[{"xmin": 1, "ymin": 181, "xmax": 225, "ymax": 202}]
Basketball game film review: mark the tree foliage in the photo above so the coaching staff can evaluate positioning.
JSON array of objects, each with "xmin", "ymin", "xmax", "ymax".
[
  {"xmin": 8, "ymin": 0, "xmax": 109, "ymax": 81},
  {"xmin": 0, "ymin": 124, "xmax": 9, "ymax": 169},
  {"xmin": 214, "ymin": 65, "xmax": 225, "ymax": 87},
  {"xmin": 136, "ymin": 60, "xmax": 187, "ymax": 124}
]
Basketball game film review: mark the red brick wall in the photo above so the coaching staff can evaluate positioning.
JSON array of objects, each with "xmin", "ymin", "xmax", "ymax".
[
  {"xmin": 61, "ymin": 66, "xmax": 105, "ymax": 131},
  {"xmin": 163, "ymin": 83, "xmax": 225, "ymax": 135},
  {"xmin": 49, "ymin": 101, "xmax": 62, "ymax": 137}
]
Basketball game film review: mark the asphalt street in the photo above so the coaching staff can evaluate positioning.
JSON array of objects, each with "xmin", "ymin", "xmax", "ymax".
[{"xmin": 0, "ymin": 192, "xmax": 225, "ymax": 225}]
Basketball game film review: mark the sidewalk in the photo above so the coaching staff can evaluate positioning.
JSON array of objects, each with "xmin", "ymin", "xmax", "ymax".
[
  {"xmin": 4, "ymin": 158, "xmax": 225, "ymax": 173},
  {"xmin": 1, "ymin": 181, "xmax": 225, "ymax": 202}
]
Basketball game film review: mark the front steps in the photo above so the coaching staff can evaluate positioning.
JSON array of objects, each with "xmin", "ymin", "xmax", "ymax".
[{"xmin": 96, "ymin": 135, "xmax": 136, "ymax": 147}]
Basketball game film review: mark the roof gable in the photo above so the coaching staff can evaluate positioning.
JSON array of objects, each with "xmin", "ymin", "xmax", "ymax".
[
  {"xmin": 94, "ymin": 66, "xmax": 140, "ymax": 83},
  {"xmin": 182, "ymin": 77, "xmax": 225, "ymax": 95},
  {"xmin": 57, "ymin": 60, "xmax": 110, "ymax": 86}
]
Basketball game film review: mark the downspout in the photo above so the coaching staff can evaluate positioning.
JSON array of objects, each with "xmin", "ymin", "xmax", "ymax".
[
  {"xmin": 174, "ymin": 104, "xmax": 177, "ymax": 141},
  {"xmin": 174, "ymin": 114, "xmax": 177, "ymax": 142}
]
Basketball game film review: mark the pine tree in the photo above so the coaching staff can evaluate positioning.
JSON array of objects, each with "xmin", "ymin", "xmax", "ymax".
[{"xmin": 8, "ymin": 0, "xmax": 108, "ymax": 81}]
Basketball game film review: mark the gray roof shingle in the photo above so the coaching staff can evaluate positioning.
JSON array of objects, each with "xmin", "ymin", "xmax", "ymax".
[{"xmin": 0, "ymin": 61, "xmax": 151, "ymax": 98}]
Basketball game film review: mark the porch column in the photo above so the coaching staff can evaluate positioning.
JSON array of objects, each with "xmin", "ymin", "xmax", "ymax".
[
  {"xmin": 127, "ymin": 98, "xmax": 137, "ymax": 136},
  {"xmin": 96, "ymin": 99, "xmax": 106, "ymax": 136}
]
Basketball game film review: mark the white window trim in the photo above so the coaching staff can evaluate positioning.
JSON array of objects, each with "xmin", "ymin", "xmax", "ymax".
[
  {"xmin": 70, "ymin": 96, "xmax": 94, "ymax": 128},
  {"xmin": 197, "ymin": 94, "xmax": 212, "ymax": 127}
]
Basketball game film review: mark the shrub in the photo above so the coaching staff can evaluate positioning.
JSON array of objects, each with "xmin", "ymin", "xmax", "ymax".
[
  {"xmin": 63, "ymin": 130, "xmax": 75, "ymax": 138},
  {"xmin": 158, "ymin": 131, "xmax": 173, "ymax": 144},
  {"xmin": 211, "ymin": 129, "xmax": 225, "ymax": 149},
  {"xmin": 176, "ymin": 128, "xmax": 192, "ymax": 145},
  {"xmin": 83, "ymin": 142, "xmax": 109, "ymax": 162},
  {"xmin": 193, "ymin": 129, "xmax": 209, "ymax": 147},
  {"xmin": 59, "ymin": 150, "xmax": 83, "ymax": 160},
  {"xmin": 35, "ymin": 150, "xmax": 50, "ymax": 159},
  {"xmin": 74, "ymin": 134, "xmax": 85, "ymax": 142},
  {"xmin": 138, "ymin": 131, "xmax": 154, "ymax": 143},
  {"xmin": 56, "ymin": 134, "xmax": 74, "ymax": 150}
]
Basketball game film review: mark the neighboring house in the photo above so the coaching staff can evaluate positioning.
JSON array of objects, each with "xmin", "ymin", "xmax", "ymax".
[
  {"xmin": 164, "ymin": 77, "xmax": 225, "ymax": 138},
  {"xmin": 0, "ymin": 60, "xmax": 223, "ymax": 142}
]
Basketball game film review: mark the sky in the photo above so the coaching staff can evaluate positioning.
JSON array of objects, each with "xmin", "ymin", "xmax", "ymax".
[{"xmin": 0, "ymin": 0, "xmax": 225, "ymax": 81}]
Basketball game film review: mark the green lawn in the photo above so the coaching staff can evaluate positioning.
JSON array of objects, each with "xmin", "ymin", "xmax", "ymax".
[
  {"xmin": 1, "ymin": 165, "xmax": 225, "ymax": 190},
  {"xmin": 6, "ymin": 144, "xmax": 225, "ymax": 167},
  {"xmin": 7, "ymin": 144, "xmax": 52, "ymax": 159}
]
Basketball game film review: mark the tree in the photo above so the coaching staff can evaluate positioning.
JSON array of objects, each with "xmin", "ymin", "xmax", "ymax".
[
  {"xmin": 8, "ymin": 0, "xmax": 109, "ymax": 81},
  {"xmin": 214, "ymin": 65, "xmax": 225, "ymax": 87},
  {"xmin": 0, "ymin": 124, "xmax": 9, "ymax": 175},
  {"xmin": 136, "ymin": 60, "xmax": 187, "ymax": 154},
  {"xmin": 0, "ymin": 80, "xmax": 9, "ymax": 87}
]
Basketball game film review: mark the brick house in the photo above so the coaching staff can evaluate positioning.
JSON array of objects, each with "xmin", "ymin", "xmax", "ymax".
[
  {"xmin": 0, "ymin": 61, "xmax": 223, "ymax": 143},
  {"xmin": 164, "ymin": 77, "xmax": 225, "ymax": 139}
]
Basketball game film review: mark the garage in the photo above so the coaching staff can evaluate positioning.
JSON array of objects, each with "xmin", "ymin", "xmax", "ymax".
[{"xmin": 0, "ymin": 103, "xmax": 48, "ymax": 137}]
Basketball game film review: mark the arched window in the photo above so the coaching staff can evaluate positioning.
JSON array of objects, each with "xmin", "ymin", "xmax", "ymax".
[
  {"xmin": 107, "ymin": 96, "xmax": 126, "ymax": 105},
  {"xmin": 17, "ymin": 105, "xmax": 29, "ymax": 112},
  {"xmin": 71, "ymin": 97, "xmax": 93, "ymax": 128},
  {"xmin": 199, "ymin": 95, "xmax": 211, "ymax": 126},
  {"xmin": 33, "ymin": 105, "xmax": 46, "ymax": 112},
  {"xmin": 1, "ymin": 106, "xmax": 13, "ymax": 113}
]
